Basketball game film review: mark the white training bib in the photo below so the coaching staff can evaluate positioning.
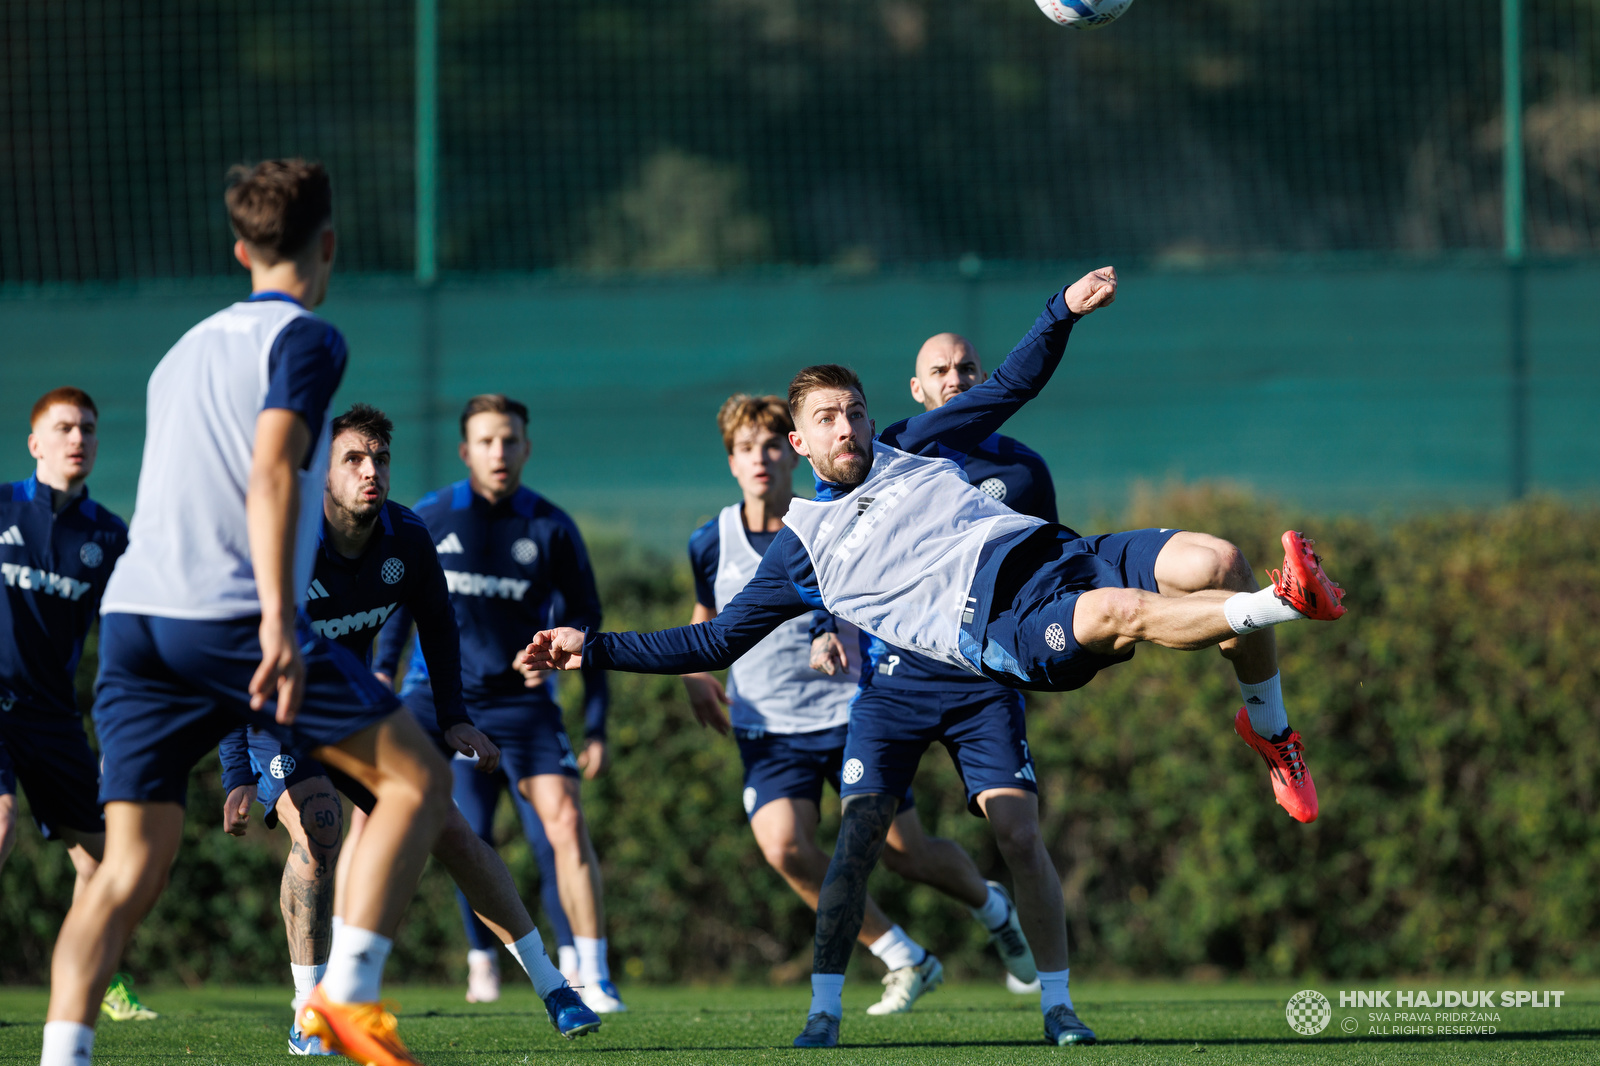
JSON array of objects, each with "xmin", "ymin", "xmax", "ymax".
[
  {"xmin": 713, "ymin": 504, "xmax": 860, "ymax": 734},
  {"xmin": 103, "ymin": 300, "xmax": 333, "ymax": 620},
  {"xmin": 783, "ymin": 442, "xmax": 1045, "ymax": 674}
]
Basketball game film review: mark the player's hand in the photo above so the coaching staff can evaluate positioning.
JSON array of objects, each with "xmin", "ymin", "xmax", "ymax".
[
  {"xmin": 1064, "ymin": 266, "xmax": 1117, "ymax": 315},
  {"xmin": 513, "ymin": 654, "xmax": 550, "ymax": 689},
  {"xmin": 445, "ymin": 723, "xmax": 501, "ymax": 775},
  {"xmin": 811, "ymin": 632, "xmax": 850, "ymax": 676},
  {"xmin": 222, "ymin": 784, "xmax": 257, "ymax": 836},
  {"xmin": 252, "ymin": 617, "xmax": 306, "ymax": 723},
  {"xmin": 517, "ymin": 628, "xmax": 586, "ymax": 671},
  {"xmin": 681, "ymin": 672, "xmax": 732, "ymax": 735},
  {"xmin": 578, "ymin": 737, "xmax": 610, "ymax": 780}
]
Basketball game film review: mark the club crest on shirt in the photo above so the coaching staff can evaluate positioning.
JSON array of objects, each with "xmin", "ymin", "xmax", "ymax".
[
  {"xmin": 79, "ymin": 541, "xmax": 104, "ymax": 567},
  {"xmin": 511, "ymin": 538, "xmax": 539, "ymax": 565},
  {"xmin": 978, "ymin": 477, "xmax": 1008, "ymax": 501},
  {"xmin": 381, "ymin": 557, "xmax": 405, "ymax": 584}
]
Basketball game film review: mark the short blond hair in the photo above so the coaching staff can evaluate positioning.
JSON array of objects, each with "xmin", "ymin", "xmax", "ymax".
[{"xmin": 716, "ymin": 394, "xmax": 793, "ymax": 454}]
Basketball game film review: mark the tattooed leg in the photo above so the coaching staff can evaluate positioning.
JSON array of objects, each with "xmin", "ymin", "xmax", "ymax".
[
  {"xmin": 812, "ymin": 793, "xmax": 899, "ymax": 975},
  {"xmin": 276, "ymin": 777, "xmax": 343, "ymax": 967}
]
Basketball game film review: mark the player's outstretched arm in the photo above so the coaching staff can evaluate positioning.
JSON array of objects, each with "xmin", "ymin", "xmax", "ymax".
[
  {"xmin": 246, "ymin": 408, "xmax": 312, "ymax": 723},
  {"xmin": 884, "ymin": 266, "xmax": 1116, "ymax": 458}
]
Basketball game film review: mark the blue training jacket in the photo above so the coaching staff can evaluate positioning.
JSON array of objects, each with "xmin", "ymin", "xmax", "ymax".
[
  {"xmin": 0, "ymin": 475, "xmax": 127, "ymax": 716},
  {"xmin": 374, "ymin": 482, "xmax": 609, "ymax": 739}
]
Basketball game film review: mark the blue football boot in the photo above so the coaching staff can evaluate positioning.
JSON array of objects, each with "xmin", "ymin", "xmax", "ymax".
[
  {"xmin": 1044, "ymin": 1004, "xmax": 1097, "ymax": 1045},
  {"xmin": 793, "ymin": 1012, "xmax": 841, "ymax": 1048},
  {"xmin": 288, "ymin": 1021, "xmax": 337, "ymax": 1055},
  {"xmin": 544, "ymin": 985, "xmax": 603, "ymax": 1039}
]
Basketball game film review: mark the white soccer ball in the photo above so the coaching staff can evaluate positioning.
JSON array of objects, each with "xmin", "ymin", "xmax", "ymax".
[{"xmin": 1034, "ymin": 0, "xmax": 1132, "ymax": 29}]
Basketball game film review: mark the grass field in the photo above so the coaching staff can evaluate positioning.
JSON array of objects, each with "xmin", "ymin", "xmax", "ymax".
[{"xmin": 3, "ymin": 981, "xmax": 1598, "ymax": 1064}]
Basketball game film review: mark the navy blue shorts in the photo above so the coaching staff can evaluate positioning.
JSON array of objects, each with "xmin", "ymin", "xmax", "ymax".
[
  {"xmin": 979, "ymin": 527, "xmax": 1181, "ymax": 691},
  {"xmin": 735, "ymin": 723, "xmax": 913, "ymax": 820},
  {"xmin": 0, "ymin": 703, "xmax": 104, "ymax": 839},
  {"xmin": 842, "ymin": 684, "xmax": 1033, "ymax": 816},
  {"xmin": 94, "ymin": 613, "xmax": 401, "ymax": 807},
  {"xmin": 244, "ymin": 728, "xmax": 331, "ymax": 829},
  {"xmin": 404, "ymin": 686, "xmax": 578, "ymax": 784}
]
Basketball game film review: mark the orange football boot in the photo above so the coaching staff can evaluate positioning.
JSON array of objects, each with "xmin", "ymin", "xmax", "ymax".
[
  {"xmin": 1269, "ymin": 530, "xmax": 1346, "ymax": 621},
  {"xmin": 299, "ymin": 985, "xmax": 424, "ymax": 1066},
  {"xmin": 1233, "ymin": 707, "xmax": 1318, "ymax": 823}
]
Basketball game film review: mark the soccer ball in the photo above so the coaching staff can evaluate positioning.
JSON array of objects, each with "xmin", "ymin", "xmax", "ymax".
[{"xmin": 1033, "ymin": 0, "xmax": 1132, "ymax": 28}]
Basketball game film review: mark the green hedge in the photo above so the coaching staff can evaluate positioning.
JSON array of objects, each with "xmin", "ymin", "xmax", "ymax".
[{"xmin": 4, "ymin": 489, "xmax": 1599, "ymax": 985}]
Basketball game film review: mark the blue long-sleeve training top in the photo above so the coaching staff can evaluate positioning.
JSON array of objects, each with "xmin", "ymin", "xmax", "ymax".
[
  {"xmin": 584, "ymin": 288, "xmax": 1079, "ymax": 677},
  {"xmin": 374, "ymin": 481, "xmax": 610, "ymax": 738},
  {"xmin": 0, "ymin": 475, "xmax": 127, "ymax": 716},
  {"xmin": 217, "ymin": 499, "xmax": 470, "ymax": 793}
]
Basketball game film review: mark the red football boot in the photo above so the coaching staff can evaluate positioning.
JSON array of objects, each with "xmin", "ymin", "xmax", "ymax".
[
  {"xmin": 1269, "ymin": 531, "xmax": 1346, "ymax": 621},
  {"xmin": 1233, "ymin": 707, "xmax": 1318, "ymax": 823}
]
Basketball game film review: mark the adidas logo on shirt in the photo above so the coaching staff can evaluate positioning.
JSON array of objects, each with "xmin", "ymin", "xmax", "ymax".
[
  {"xmin": 0, "ymin": 525, "xmax": 23, "ymax": 546},
  {"xmin": 436, "ymin": 533, "xmax": 464, "ymax": 554},
  {"xmin": 305, "ymin": 579, "xmax": 331, "ymax": 600}
]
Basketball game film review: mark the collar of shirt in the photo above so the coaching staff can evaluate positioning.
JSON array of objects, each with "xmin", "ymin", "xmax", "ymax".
[
  {"xmin": 21, "ymin": 473, "xmax": 93, "ymax": 518},
  {"xmin": 247, "ymin": 290, "xmax": 305, "ymax": 307}
]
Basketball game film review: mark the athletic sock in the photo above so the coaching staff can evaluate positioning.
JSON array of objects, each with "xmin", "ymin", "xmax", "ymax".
[
  {"xmin": 557, "ymin": 945, "xmax": 579, "ymax": 977},
  {"xmin": 869, "ymin": 925, "xmax": 927, "ymax": 972},
  {"xmin": 290, "ymin": 962, "xmax": 326, "ymax": 1015},
  {"xmin": 1240, "ymin": 673, "xmax": 1290, "ymax": 738},
  {"xmin": 505, "ymin": 931, "xmax": 567, "ymax": 998},
  {"xmin": 810, "ymin": 973, "xmax": 846, "ymax": 1018},
  {"xmin": 969, "ymin": 883, "xmax": 1011, "ymax": 931},
  {"xmin": 321, "ymin": 924, "xmax": 392, "ymax": 1004},
  {"xmin": 574, "ymin": 935, "xmax": 611, "ymax": 984},
  {"xmin": 1224, "ymin": 588, "xmax": 1304, "ymax": 635},
  {"xmin": 40, "ymin": 1020, "xmax": 94, "ymax": 1066},
  {"xmin": 1039, "ymin": 968, "xmax": 1074, "ymax": 1013}
]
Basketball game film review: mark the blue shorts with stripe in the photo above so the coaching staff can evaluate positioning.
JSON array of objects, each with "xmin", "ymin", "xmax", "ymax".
[
  {"xmin": 841, "ymin": 683, "xmax": 1033, "ymax": 817},
  {"xmin": 243, "ymin": 727, "xmax": 330, "ymax": 829},
  {"xmin": 0, "ymin": 701, "xmax": 104, "ymax": 839},
  {"xmin": 735, "ymin": 723, "xmax": 913, "ymax": 821},
  {"xmin": 94, "ymin": 613, "xmax": 400, "ymax": 807},
  {"xmin": 976, "ymin": 527, "xmax": 1181, "ymax": 691}
]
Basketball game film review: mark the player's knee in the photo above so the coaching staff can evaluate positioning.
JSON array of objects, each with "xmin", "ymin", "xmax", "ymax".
[
  {"xmin": 878, "ymin": 840, "xmax": 919, "ymax": 878},
  {"xmin": 540, "ymin": 796, "xmax": 585, "ymax": 850},
  {"xmin": 1207, "ymin": 540, "xmax": 1253, "ymax": 591},
  {"xmin": 990, "ymin": 814, "xmax": 1042, "ymax": 860},
  {"xmin": 761, "ymin": 835, "xmax": 816, "ymax": 880}
]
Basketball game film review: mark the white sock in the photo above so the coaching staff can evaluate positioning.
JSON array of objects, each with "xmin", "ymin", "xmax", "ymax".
[
  {"xmin": 40, "ymin": 1020, "xmax": 94, "ymax": 1066},
  {"xmin": 558, "ymin": 945, "xmax": 579, "ymax": 976},
  {"xmin": 969, "ymin": 883, "xmax": 1011, "ymax": 931},
  {"xmin": 1039, "ymin": 967, "xmax": 1073, "ymax": 1013},
  {"xmin": 868, "ymin": 925, "xmax": 926, "ymax": 972},
  {"xmin": 467, "ymin": 948, "xmax": 497, "ymax": 970},
  {"xmin": 810, "ymin": 973, "xmax": 846, "ymax": 1018},
  {"xmin": 1224, "ymin": 588, "xmax": 1304, "ymax": 634},
  {"xmin": 320, "ymin": 924, "xmax": 392, "ymax": 1004},
  {"xmin": 331, "ymin": 915, "xmax": 344, "ymax": 935},
  {"xmin": 1240, "ymin": 673, "xmax": 1290, "ymax": 738},
  {"xmin": 574, "ymin": 935, "xmax": 611, "ymax": 984},
  {"xmin": 505, "ymin": 931, "xmax": 567, "ymax": 998},
  {"xmin": 290, "ymin": 962, "xmax": 325, "ymax": 1013}
]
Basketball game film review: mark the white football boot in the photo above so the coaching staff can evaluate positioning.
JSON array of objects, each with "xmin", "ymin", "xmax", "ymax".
[
  {"xmin": 983, "ymin": 881, "xmax": 1038, "ymax": 987},
  {"xmin": 466, "ymin": 951, "xmax": 501, "ymax": 1003},
  {"xmin": 866, "ymin": 953, "xmax": 944, "ymax": 1015}
]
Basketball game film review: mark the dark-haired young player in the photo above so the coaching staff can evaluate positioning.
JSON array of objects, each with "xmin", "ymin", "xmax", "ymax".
[
  {"xmin": 682, "ymin": 395, "xmax": 1036, "ymax": 1015},
  {"xmin": 374, "ymin": 395, "xmax": 623, "ymax": 1014},
  {"xmin": 0, "ymin": 389, "xmax": 156, "ymax": 1024},
  {"xmin": 520, "ymin": 267, "xmax": 1347, "ymax": 1048},
  {"xmin": 216, "ymin": 404, "xmax": 598, "ymax": 1053},
  {"xmin": 44, "ymin": 159, "xmax": 482, "ymax": 1066}
]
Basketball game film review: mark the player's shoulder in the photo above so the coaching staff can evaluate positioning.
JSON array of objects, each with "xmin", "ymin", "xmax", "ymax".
[
  {"xmin": 412, "ymin": 480, "xmax": 466, "ymax": 519},
  {"xmin": 0, "ymin": 480, "xmax": 22, "ymax": 505},
  {"xmin": 990, "ymin": 432, "xmax": 1049, "ymax": 467},
  {"xmin": 688, "ymin": 513, "xmax": 722, "ymax": 559},
  {"xmin": 514, "ymin": 486, "xmax": 578, "ymax": 532},
  {"xmin": 79, "ymin": 494, "xmax": 129, "ymax": 536},
  {"xmin": 384, "ymin": 501, "xmax": 436, "ymax": 549}
]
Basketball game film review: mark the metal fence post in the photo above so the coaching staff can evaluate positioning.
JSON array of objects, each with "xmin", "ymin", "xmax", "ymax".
[{"xmin": 1504, "ymin": 0, "xmax": 1527, "ymax": 500}]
